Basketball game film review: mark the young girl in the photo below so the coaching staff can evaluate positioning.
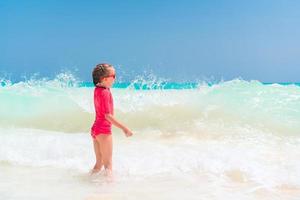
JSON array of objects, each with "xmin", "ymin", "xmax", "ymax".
[{"xmin": 91, "ymin": 63, "xmax": 133, "ymax": 176}]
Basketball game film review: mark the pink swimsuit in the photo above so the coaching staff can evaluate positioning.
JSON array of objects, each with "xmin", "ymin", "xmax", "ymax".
[{"xmin": 91, "ymin": 86, "xmax": 114, "ymax": 139}]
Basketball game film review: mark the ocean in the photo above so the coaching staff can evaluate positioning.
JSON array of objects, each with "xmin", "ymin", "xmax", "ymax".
[{"xmin": 1, "ymin": 74, "xmax": 300, "ymax": 200}]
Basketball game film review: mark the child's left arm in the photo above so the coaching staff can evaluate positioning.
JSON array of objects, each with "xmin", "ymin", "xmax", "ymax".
[{"xmin": 105, "ymin": 114, "xmax": 133, "ymax": 137}]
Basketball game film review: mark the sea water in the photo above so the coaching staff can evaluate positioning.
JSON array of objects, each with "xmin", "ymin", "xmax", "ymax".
[{"xmin": 1, "ymin": 75, "xmax": 300, "ymax": 200}]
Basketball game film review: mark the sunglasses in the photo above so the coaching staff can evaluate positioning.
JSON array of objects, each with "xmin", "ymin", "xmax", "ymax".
[{"xmin": 106, "ymin": 74, "xmax": 116, "ymax": 79}]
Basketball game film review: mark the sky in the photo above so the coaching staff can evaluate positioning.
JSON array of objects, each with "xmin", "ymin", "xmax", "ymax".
[{"xmin": 1, "ymin": 0, "xmax": 300, "ymax": 83}]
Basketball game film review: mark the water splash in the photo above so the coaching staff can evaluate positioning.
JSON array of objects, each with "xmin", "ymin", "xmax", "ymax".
[
  {"xmin": 0, "ymin": 72, "xmax": 79, "ymax": 89},
  {"xmin": 0, "ymin": 78, "xmax": 12, "ymax": 87}
]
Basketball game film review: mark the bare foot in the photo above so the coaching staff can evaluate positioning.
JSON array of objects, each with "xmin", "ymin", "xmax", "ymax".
[{"xmin": 90, "ymin": 168, "xmax": 102, "ymax": 175}]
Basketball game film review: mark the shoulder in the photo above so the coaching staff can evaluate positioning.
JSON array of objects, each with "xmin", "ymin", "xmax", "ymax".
[
  {"xmin": 95, "ymin": 87, "xmax": 111, "ymax": 98},
  {"xmin": 102, "ymin": 88, "xmax": 111, "ymax": 95}
]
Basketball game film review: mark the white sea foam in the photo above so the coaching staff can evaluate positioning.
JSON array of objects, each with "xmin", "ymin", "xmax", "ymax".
[{"xmin": 1, "ymin": 127, "xmax": 300, "ymax": 187}]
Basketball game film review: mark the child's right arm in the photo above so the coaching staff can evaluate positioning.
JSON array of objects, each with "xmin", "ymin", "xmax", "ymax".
[{"xmin": 105, "ymin": 114, "xmax": 133, "ymax": 137}]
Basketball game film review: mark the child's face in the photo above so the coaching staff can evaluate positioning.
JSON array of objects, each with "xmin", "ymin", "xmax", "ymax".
[{"xmin": 102, "ymin": 67, "xmax": 116, "ymax": 88}]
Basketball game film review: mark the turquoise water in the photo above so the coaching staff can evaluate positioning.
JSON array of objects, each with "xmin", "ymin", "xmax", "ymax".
[{"xmin": 79, "ymin": 81, "xmax": 300, "ymax": 89}]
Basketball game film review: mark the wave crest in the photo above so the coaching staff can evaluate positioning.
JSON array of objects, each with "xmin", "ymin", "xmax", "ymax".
[{"xmin": 0, "ymin": 75, "xmax": 299, "ymax": 134}]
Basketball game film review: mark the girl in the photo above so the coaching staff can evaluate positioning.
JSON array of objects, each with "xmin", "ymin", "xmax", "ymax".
[{"xmin": 91, "ymin": 63, "xmax": 133, "ymax": 176}]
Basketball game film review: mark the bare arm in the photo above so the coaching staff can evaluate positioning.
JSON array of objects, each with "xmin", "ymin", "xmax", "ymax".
[{"xmin": 105, "ymin": 114, "xmax": 133, "ymax": 137}]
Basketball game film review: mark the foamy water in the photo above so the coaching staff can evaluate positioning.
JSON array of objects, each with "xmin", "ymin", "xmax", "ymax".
[{"xmin": 1, "ymin": 76, "xmax": 300, "ymax": 199}]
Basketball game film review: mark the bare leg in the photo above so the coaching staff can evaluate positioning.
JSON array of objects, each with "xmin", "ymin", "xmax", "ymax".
[
  {"xmin": 91, "ymin": 138, "xmax": 103, "ymax": 174},
  {"xmin": 96, "ymin": 134, "xmax": 113, "ymax": 176}
]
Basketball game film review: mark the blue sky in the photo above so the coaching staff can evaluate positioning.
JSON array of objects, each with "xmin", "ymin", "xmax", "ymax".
[{"xmin": 1, "ymin": 0, "xmax": 300, "ymax": 82}]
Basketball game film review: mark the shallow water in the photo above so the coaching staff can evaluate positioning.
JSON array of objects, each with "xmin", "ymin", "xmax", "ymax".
[{"xmin": 1, "ymin": 78, "xmax": 300, "ymax": 199}]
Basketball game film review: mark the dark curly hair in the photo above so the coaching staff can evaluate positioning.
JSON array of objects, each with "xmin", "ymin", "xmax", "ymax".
[{"xmin": 92, "ymin": 63, "xmax": 113, "ymax": 86}]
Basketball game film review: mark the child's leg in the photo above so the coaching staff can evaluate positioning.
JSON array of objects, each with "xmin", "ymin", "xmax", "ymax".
[
  {"xmin": 96, "ymin": 134, "xmax": 113, "ymax": 174},
  {"xmin": 91, "ymin": 139, "xmax": 103, "ymax": 173}
]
